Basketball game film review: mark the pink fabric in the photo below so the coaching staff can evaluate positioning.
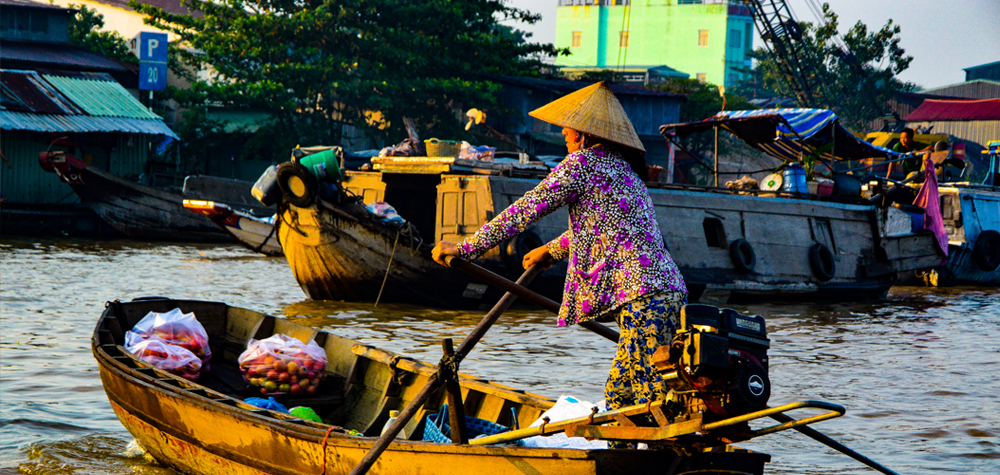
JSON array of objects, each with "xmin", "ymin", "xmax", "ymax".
[{"xmin": 912, "ymin": 156, "xmax": 949, "ymax": 257}]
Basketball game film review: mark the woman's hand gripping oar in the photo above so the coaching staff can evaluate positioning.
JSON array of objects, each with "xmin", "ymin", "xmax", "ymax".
[
  {"xmin": 445, "ymin": 257, "xmax": 902, "ymax": 475},
  {"xmin": 348, "ymin": 261, "xmax": 544, "ymax": 475}
]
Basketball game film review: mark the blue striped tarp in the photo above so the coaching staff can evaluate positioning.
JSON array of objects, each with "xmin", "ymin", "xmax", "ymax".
[{"xmin": 667, "ymin": 108, "xmax": 899, "ymax": 163}]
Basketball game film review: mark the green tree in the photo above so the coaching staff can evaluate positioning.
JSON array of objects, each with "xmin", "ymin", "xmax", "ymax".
[
  {"xmin": 68, "ymin": 5, "xmax": 138, "ymax": 65},
  {"xmin": 655, "ymin": 78, "xmax": 755, "ymax": 159},
  {"xmin": 750, "ymin": 2, "xmax": 914, "ymax": 132},
  {"xmin": 129, "ymin": 0, "xmax": 562, "ymax": 160}
]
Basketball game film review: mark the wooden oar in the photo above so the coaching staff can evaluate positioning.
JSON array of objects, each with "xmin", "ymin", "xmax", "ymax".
[
  {"xmin": 348, "ymin": 262, "xmax": 543, "ymax": 475},
  {"xmin": 448, "ymin": 257, "xmax": 901, "ymax": 475},
  {"xmin": 447, "ymin": 257, "xmax": 619, "ymax": 343}
]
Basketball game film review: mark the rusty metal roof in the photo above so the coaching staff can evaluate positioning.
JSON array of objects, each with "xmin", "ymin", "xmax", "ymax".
[
  {"xmin": 0, "ymin": 70, "xmax": 84, "ymax": 114},
  {"xmin": 0, "ymin": 69, "xmax": 177, "ymax": 137}
]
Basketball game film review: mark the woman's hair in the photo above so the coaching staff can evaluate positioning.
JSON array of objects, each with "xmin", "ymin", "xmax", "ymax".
[{"xmin": 578, "ymin": 133, "xmax": 648, "ymax": 181}]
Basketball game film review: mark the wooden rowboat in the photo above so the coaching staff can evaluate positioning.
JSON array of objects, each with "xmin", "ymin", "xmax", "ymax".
[{"xmin": 94, "ymin": 298, "xmax": 771, "ymax": 475}]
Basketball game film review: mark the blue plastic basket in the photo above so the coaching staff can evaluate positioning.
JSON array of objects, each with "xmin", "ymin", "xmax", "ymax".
[{"xmin": 422, "ymin": 405, "xmax": 522, "ymax": 446}]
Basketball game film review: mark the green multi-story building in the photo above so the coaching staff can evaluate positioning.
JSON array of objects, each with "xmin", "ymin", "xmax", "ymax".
[{"xmin": 554, "ymin": 0, "xmax": 754, "ymax": 87}]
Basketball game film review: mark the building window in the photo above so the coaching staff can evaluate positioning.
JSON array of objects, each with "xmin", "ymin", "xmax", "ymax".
[
  {"xmin": 696, "ymin": 73, "xmax": 707, "ymax": 83},
  {"xmin": 729, "ymin": 29, "xmax": 741, "ymax": 48},
  {"xmin": 698, "ymin": 30, "xmax": 709, "ymax": 47},
  {"xmin": 572, "ymin": 31, "xmax": 582, "ymax": 48},
  {"xmin": 619, "ymin": 30, "xmax": 629, "ymax": 48},
  {"xmin": 744, "ymin": 26, "xmax": 753, "ymax": 52}
]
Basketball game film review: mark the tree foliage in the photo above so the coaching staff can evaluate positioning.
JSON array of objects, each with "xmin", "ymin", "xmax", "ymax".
[
  {"xmin": 68, "ymin": 5, "xmax": 138, "ymax": 65},
  {"xmin": 655, "ymin": 78, "xmax": 755, "ymax": 160},
  {"xmin": 750, "ymin": 2, "xmax": 914, "ymax": 132},
  {"xmin": 130, "ymin": 0, "xmax": 562, "ymax": 160}
]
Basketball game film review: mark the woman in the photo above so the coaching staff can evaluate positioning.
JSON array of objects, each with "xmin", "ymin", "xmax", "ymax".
[{"xmin": 432, "ymin": 82, "xmax": 687, "ymax": 447}]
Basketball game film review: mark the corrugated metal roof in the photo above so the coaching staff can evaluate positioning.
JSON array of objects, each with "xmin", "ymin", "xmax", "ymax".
[
  {"xmin": 1, "ymin": 42, "xmax": 132, "ymax": 72},
  {"xmin": 921, "ymin": 80, "xmax": 1000, "ymax": 100},
  {"xmin": 0, "ymin": 0, "xmax": 73, "ymax": 11},
  {"xmin": 43, "ymin": 74, "xmax": 160, "ymax": 119},
  {"xmin": 0, "ymin": 69, "xmax": 176, "ymax": 137},
  {"xmin": 82, "ymin": 0, "xmax": 203, "ymax": 17},
  {"xmin": 0, "ymin": 110, "xmax": 178, "ymax": 137},
  {"xmin": 0, "ymin": 69, "xmax": 85, "ymax": 114},
  {"xmin": 904, "ymin": 99, "xmax": 1000, "ymax": 121}
]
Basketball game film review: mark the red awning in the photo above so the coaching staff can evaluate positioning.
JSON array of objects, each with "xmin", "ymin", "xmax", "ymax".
[{"xmin": 904, "ymin": 98, "xmax": 1000, "ymax": 121}]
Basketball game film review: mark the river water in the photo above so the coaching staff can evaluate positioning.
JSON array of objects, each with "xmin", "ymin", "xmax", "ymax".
[{"xmin": 1, "ymin": 238, "xmax": 997, "ymax": 474}]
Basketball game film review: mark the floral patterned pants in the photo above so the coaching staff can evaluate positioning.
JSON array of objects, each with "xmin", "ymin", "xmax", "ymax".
[{"xmin": 604, "ymin": 290, "xmax": 687, "ymax": 449}]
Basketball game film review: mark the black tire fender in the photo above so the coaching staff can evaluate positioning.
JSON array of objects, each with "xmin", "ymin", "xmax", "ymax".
[
  {"xmin": 501, "ymin": 230, "xmax": 544, "ymax": 272},
  {"xmin": 277, "ymin": 161, "xmax": 318, "ymax": 208},
  {"xmin": 808, "ymin": 243, "xmax": 836, "ymax": 281},
  {"xmin": 972, "ymin": 230, "xmax": 1000, "ymax": 272},
  {"xmin": 729, "ymin": 238, "xmax": 756, "ymax": 273}
]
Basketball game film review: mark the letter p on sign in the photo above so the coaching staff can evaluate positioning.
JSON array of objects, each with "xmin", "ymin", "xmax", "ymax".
[{"xmin": 131, "ymin": 32, "xmax": 168, "ymax": 63}]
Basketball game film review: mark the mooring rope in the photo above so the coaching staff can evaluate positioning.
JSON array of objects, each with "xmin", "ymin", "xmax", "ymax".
[
  {"xmin": 374, "ymin": 229, "xmax": 401, "ymax": 307},
  {"xmin": 318, "ymin": 425, "xmax": 338, "ymax": 474}
]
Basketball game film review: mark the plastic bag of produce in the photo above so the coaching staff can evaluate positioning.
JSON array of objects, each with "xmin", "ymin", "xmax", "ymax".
[
  {"xmin": 127, "ymin": 308, "xmax": 212, "ymax": 368},
  {"xmin": 238, "ymin": 334, "xmax": 327, "ymax": 396},
  {"xmin": 127, "ymin": 337, "xmax": 202, "ymax": 380}
]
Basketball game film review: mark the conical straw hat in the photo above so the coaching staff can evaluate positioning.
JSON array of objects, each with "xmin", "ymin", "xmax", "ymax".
[{"xmin": 529, "ymin": 81, "xmax": 645, "ymax": 152}]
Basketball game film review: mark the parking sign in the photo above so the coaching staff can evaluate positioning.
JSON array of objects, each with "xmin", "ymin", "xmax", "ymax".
[{"xmin": 131, "ymin": 32, "xmax": 169, "ymax": 91}]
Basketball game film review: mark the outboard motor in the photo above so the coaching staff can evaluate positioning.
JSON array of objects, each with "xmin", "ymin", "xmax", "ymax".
[{"xmin": 653, "ymin": 304, "xmax": 770, "ymax": 421}]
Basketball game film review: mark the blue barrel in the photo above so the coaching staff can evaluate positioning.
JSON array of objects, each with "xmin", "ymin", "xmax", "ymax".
[{"xmin": 783, "ymin": 163, "xmax": 808, "ymax": 193}]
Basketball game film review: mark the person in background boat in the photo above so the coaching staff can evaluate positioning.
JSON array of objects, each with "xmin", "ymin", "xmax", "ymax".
[
  {"xmin": 886, "ymin": 128, "xmax": 933, "ymax": 178},
  {"xmin": 432, "ymin": 82, "xmax": 688, "ymax": 449}
]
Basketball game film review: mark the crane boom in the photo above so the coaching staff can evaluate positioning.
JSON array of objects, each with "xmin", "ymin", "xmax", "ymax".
[{"xmin": 742, "ymin": 0, "xmax": 828, "ymax": 108}]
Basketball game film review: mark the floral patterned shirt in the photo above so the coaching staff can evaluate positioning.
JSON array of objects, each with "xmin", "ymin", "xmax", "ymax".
[{"xmin": 457, "ymin": 145, "xmax": 687, "ymax": 326}]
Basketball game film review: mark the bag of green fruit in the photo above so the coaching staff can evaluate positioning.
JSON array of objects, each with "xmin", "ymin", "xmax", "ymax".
[
  {"xmin": 127, "ymin": 308, "xmax": 212, "ymax": 370},
  {"xmin": 127, "ymin": 337, "xmax": 203, "ymax": 380},
  {"xmin": 238, "ymin": 334, "xmax": 327, "ymax": 397}
]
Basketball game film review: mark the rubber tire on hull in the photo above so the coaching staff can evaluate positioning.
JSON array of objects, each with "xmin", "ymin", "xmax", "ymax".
[
  {"xmin": 973, "ymin": 230, "xmax": 1000, "ymax": 272},
  {"xmin": 277, "ymin": 162, "xmax": 318, "ymax": 208},
  {"xmin": 729, "ymin": 239, "xmax": 756, "ymax": 273},
  {"xmin": 501, "ymin": 230, "xmax": 544, "ymax": 274},
  {"xmin": 808, "ymin": 243, "xmax": 836, "ymax": 281}
]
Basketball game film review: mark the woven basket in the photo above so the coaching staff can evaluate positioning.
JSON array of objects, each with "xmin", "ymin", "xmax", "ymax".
[
  {"xmin": 424, "ymin": 138, "xmax": 461, "ymax": 158},
  {"xmin": 422, "ymin": 405, "xmax": 522, "ymax": 445}
]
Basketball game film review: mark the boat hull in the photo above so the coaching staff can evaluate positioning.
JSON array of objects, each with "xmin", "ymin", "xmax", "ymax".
[
  {"xmin": 186, "ymin": 201, "xmax": 283, "ymax": 256},
  {"xmin": 277, "ymin": 201, "xmax": 552, "ymax": 306},
  {"xmin": 278, "ymin": 171, "xmax": 944, "ymax": 306},
  {"xmin": 39, "ymin": 152, "xmax": 229, "ymax": 241},
  {"xmin": 934, "ymin": 185, "xmax": 1000, "ymax": 285},
  {"xmin": 95, "ymin": 299, "xmax": 769, "ymax": 475}
]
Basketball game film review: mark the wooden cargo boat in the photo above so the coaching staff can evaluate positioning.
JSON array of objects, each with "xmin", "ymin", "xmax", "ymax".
[
  {"xmin": 38, "ymin": 151, "xmax": 271, "ymax": 242},
  {"xmin": 893, "ymin": 142, "xmax": 1000, "ymax": 286},
  {"xmin": 926, "ymin": 182, "xmax": 1000, "ymax": 285},
  {"xmin": 277, "ymin": 160, "xmax": 942, "ymax": 307},
  {"xmin": 184, "ymin": 200, "xmax": 283, "ymax": 256},
  {"xmin": 94, "ymin": 297, "xmax": 776, "ymax": 475}
]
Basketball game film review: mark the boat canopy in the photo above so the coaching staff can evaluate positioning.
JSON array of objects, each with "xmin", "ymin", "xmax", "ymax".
[{"xmin": 660, "ymin": 109, "xmax": 897, "ymax": 162}]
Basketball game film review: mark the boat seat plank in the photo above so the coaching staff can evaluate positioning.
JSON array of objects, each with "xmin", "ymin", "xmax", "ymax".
[{"xmin": 273, "ymin": 318, "xmax": 319, "ymax": 345}]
